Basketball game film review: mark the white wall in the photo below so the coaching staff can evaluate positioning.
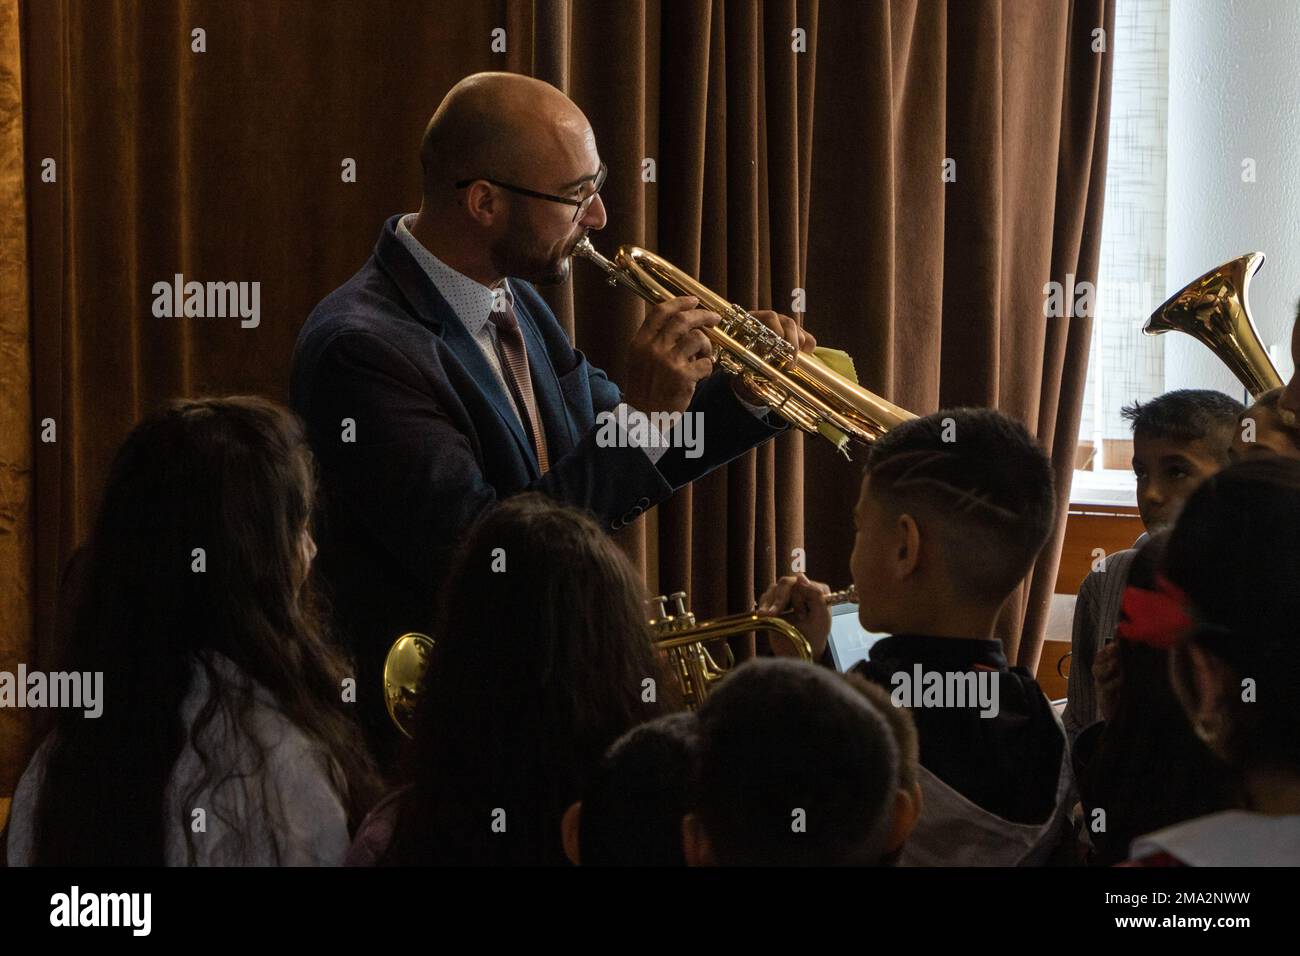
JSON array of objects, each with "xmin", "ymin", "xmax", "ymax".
[{"xmin": 1165, "ymin": 0, "xmax": 1300, "ymax": 398}]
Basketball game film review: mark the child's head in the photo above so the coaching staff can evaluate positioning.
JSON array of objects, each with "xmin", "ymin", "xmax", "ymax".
[
  {"xmin": 1231, "ymin": 388, "xmax": 1300, "ymax": 462},
  {"xmin": 843, "ymin": 674, "xmax": 922, "ymax": 864},
  {"xmin": 390, "ymin": 493, "xmax": 676, "ymax": 865},
  {"xmin": 851, "ymin": 408, "xmax": 1056, "ymax": 634},
  {"xmin": 684, "ymin": 659, "xmax": 899, "ymax": 866},
  {"xmin": 1164, "ymin": 457, "xmax": 1300, "ymax": 790},
  {"xmin": 562, "ymin": 712, "xmax": 697, "ymax": 866},
  {"xmin": 1121, "ymin": 389, "xmax": 1243, "ymax": 533}
]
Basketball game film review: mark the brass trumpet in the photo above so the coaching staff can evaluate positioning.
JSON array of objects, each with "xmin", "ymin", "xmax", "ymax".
[
  {"xmin": 381, "ymin": 586, "xmax": 857, "ymax": 736},
  {"xmin": 573, "ymin": 238, "xmax": 915, "ymax": 456},
  {"xmin": 647, "ymin": 586, "xmax": 857, "ymax": 710},
  {"xmin": 1145, "ymin": 251, "xmax": 1283, "ymax": 398}
]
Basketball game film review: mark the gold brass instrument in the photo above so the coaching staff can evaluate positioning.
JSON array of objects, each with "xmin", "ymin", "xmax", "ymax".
[
  {"xmin": 573, "ymin": 238, "xmax": 915, "ymax": 456},
  {"xmin": 381, "ymin": 585, "xmax": 858, "ymax": 734},
  {"xmin": 647, "ymin": 586, "xmax": 856, "ymax": 710},
  {"xmin": 384, "ymin": 632, "xmax": 435, "ymax": 739},
  {"xmin": 1145, "ymin": 251, "xmax": 1283, "ymax": 398}
]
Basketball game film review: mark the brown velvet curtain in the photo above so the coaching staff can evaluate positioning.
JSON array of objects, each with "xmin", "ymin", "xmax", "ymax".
[
  {"xmin": 4, "ymin": 0, "xmax": 1114, "ymax": 794},
  {"xmin": 1, "ymin": 0, "xmax": 32, "ymax": 812}
]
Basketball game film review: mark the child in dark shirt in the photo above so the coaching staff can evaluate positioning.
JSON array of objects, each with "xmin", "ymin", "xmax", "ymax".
[{"xmin": 759, "ymin": 408, "xmax": 1066, "ymax": 865}]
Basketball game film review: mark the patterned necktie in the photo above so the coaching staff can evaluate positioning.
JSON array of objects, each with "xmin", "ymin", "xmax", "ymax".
[{"xmin": 489, "ymin": 302, "xmax": 550, "ymax": 473}]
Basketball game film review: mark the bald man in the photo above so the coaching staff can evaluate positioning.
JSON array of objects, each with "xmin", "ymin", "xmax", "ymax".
[{"xmin": 290, "ymin": 73, "xmax": 808, "ymax": 753}]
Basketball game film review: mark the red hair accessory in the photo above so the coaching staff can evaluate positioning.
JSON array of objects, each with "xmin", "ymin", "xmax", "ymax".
[{"xmin": 1115, "ymin": 575, "xmax": 1192, "ymax": 650}]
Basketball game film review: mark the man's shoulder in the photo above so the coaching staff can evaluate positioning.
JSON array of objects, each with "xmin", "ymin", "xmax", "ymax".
[
  {"xmin": 294, "ymin": 261, "xmax": 436, "ymax": 374},
  {"xmin": 302, "ymin": 258, "xmax": 408, "ymax": 340}
]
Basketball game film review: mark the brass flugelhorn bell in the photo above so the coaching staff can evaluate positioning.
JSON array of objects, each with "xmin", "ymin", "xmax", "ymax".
[
  {"xmin": 1145, "ymin": 251, "xmax": 1283, "ymax": 398},
  {"xmin": 384, "ymin": 631, "xmax": 434, "ymax": 739},
  {"xmin": 381, "ymin": 585, "xmax": 857, "ymax": 735},
  {"xmin": 572, "ymin": 238, "xmax": 915, "ymax": 456}
]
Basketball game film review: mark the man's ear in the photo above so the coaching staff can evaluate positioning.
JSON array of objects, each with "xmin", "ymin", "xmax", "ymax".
[
  {"xmin": 561, "ymin": 801, "xmax": 582, "ymax": 865},
  {"xmin": 894, "ymin": 513, "xmax": 922, "ymax": 579},
  {"xmin": 681, "ymin": 813, "xmax": 716, "ymax": 867},
  {"xmin": 463, "ymin": 181, "xmax": 503, "ymax": 227},
  {"xmin": 886, "ymin": 782, "xmax": 923, "ymax": 854}
]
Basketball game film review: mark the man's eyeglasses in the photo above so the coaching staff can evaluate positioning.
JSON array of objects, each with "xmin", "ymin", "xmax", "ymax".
[{"xmin": 454, "ymin": 162, "xmax": 607, "ymax": 223}]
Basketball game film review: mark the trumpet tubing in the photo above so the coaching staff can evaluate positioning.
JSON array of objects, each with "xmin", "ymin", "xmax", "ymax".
[
  {"xmin": 572, "ymin": 239, "xmax": 915, "ymax": 454},
  {"xmin": 381, "ymin": 586, "xmax": 859, "ymax": 733},
  {"xmin": 647, "ymin": 586, "xmax": 856, "ymax": 710}
]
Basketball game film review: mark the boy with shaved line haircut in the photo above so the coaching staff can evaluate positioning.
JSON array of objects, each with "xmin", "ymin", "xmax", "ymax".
[{"xmin": 761, "ymin": 408, "xmax": 1068, "ymax": 865}]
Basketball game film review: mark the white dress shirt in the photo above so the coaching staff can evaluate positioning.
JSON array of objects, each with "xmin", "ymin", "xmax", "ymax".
[{"xmin": 395, "ymin": 214, "xmax": 767, "ymax": 467}]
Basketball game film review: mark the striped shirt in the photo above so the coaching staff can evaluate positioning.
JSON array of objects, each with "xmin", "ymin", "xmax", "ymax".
[{"xmin": 1062, "ymin": 545, "xmax": 1140, "ymax": 743}]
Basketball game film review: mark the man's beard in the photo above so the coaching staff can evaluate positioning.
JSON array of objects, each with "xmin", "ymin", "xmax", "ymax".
[{"xmin": 492, "ymin": 221, "xmax": 577, "ymax": 285}]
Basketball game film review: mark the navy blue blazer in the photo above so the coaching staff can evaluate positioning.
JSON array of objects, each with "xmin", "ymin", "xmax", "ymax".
[{"xmin": 290, "ymin": 215, "xmax": 785, "ymax": 746}]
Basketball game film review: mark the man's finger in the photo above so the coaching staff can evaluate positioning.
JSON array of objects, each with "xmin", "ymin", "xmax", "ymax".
[
  {"xmin": 642, "ymin": 296, "xmax": 699, "ymax": 336},
  {"xmin": 660, "ymin": 308, "xmax": 721, "ymax": 344},
  {"xmin": 671, "ymin": 328, "xmax": 715, "ymax": 363}
]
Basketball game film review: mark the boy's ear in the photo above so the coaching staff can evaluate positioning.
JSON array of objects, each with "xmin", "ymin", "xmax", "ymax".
[
  {"xmin": 681, "ymin": 813, "xmax": 716, "ymax": 867},
  {"xmin": 1186, "ymin": 644, "xmax": 1232, "ymax": 736},
  {"xmin": 886, "ymin": 782, "xmax": 923, "ymax": 854},
  {"xmin": 561, "ymin": 801, "xmax": 582, "ymax": 865},
  {"xmin": 894, "ymin": 513, "xmax": 922, "ymax": 579}
]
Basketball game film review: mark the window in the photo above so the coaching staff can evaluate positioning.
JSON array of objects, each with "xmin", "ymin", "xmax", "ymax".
[{"xmin": 1073, "ymin": 0, "xmax": 1170, "ymax": 506}]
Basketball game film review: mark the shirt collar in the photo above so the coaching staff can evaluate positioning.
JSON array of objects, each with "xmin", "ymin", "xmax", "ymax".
[
  {"xmin": 1131, "ymin": 811, "xmax": 1300, "ymax": 866},
  {"xmin": 868, "ymin": 633, "xmax": 1009, "ymax": 671},
  {"xmin": 395, "ymin": 213, "xmax": 513, "ymax": 336}
]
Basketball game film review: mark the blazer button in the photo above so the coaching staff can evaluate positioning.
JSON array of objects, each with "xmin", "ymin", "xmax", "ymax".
[
  {"xmin": 637, "ymin": 497, "xmax": 650, "ymax": 509},
  {"xmin": 611, "ymin": 517, "xmax": 624, "ymax": 531}
]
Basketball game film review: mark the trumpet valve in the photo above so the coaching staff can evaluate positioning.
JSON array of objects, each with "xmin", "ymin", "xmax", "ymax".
[
  {"xmin": 647, "ymin": 594, "xmax": 671, "ymax": 623},
  {"xmin": 648, "ymin": 592, "xmax": 697, "ymax": 630}
]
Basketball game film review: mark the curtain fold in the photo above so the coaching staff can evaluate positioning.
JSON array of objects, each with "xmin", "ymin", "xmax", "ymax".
[
  {"xmin": 5, "ymin": 0, "xmax": 1114, "ymax": 791},
  {"xmin": 0, "ymin": 0, "xmax": 32, "ymax": 800}
]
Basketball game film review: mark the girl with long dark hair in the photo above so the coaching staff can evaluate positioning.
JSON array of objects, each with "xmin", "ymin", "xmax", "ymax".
[
  {"xmin": 1126, "ymin": 456, "xmax": 1300, "ymax": 865},
  {"xmin": 353, "ymin": 493, "xmax": 678, "ymax": 866},
  {"xmin": 1074, "ymin": 532, "xmax": 1236, "ymax": 866},
  {"xmin": 5, "ymin": 397, "xmax": 381, "ymax": 865}
]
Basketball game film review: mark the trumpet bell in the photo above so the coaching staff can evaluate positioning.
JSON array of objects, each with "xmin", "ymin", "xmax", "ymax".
[
  {"xmin": 1145, "ymin": 252, "xmax": 1283, "ymax": 399},
  {"xmin": 383, "ymin": 631, "xmax": 435, "ymax": 739}
]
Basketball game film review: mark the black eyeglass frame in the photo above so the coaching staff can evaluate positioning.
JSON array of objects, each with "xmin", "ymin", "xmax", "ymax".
[{"xmin": 454, "ymin": 162, "xmax": 607, "ymax": 222}]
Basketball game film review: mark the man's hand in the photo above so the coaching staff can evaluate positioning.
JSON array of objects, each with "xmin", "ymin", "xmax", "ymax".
[
  {"xmin": 757, "ymin": 573, "xmax": 832, "ymax": 660},
  {"xmin": 623, "ymin": 296, "xmax": 720, "ymax": 417},
  {"xmin": 732, "ymin": 310, "xmax": 816, "ymax": 406}
]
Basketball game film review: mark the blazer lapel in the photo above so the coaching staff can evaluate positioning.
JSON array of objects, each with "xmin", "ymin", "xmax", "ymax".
[
  {"xmin": 511, "ymin": 289, "xmax": 577, "ymax": 459},
  {"xmin": 374, "ymin": 216, "xmax": 538, "ymax": 474},
  {"xmin": 440, "ymin": 318, "xmax": 538, "ymax": 473}
]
